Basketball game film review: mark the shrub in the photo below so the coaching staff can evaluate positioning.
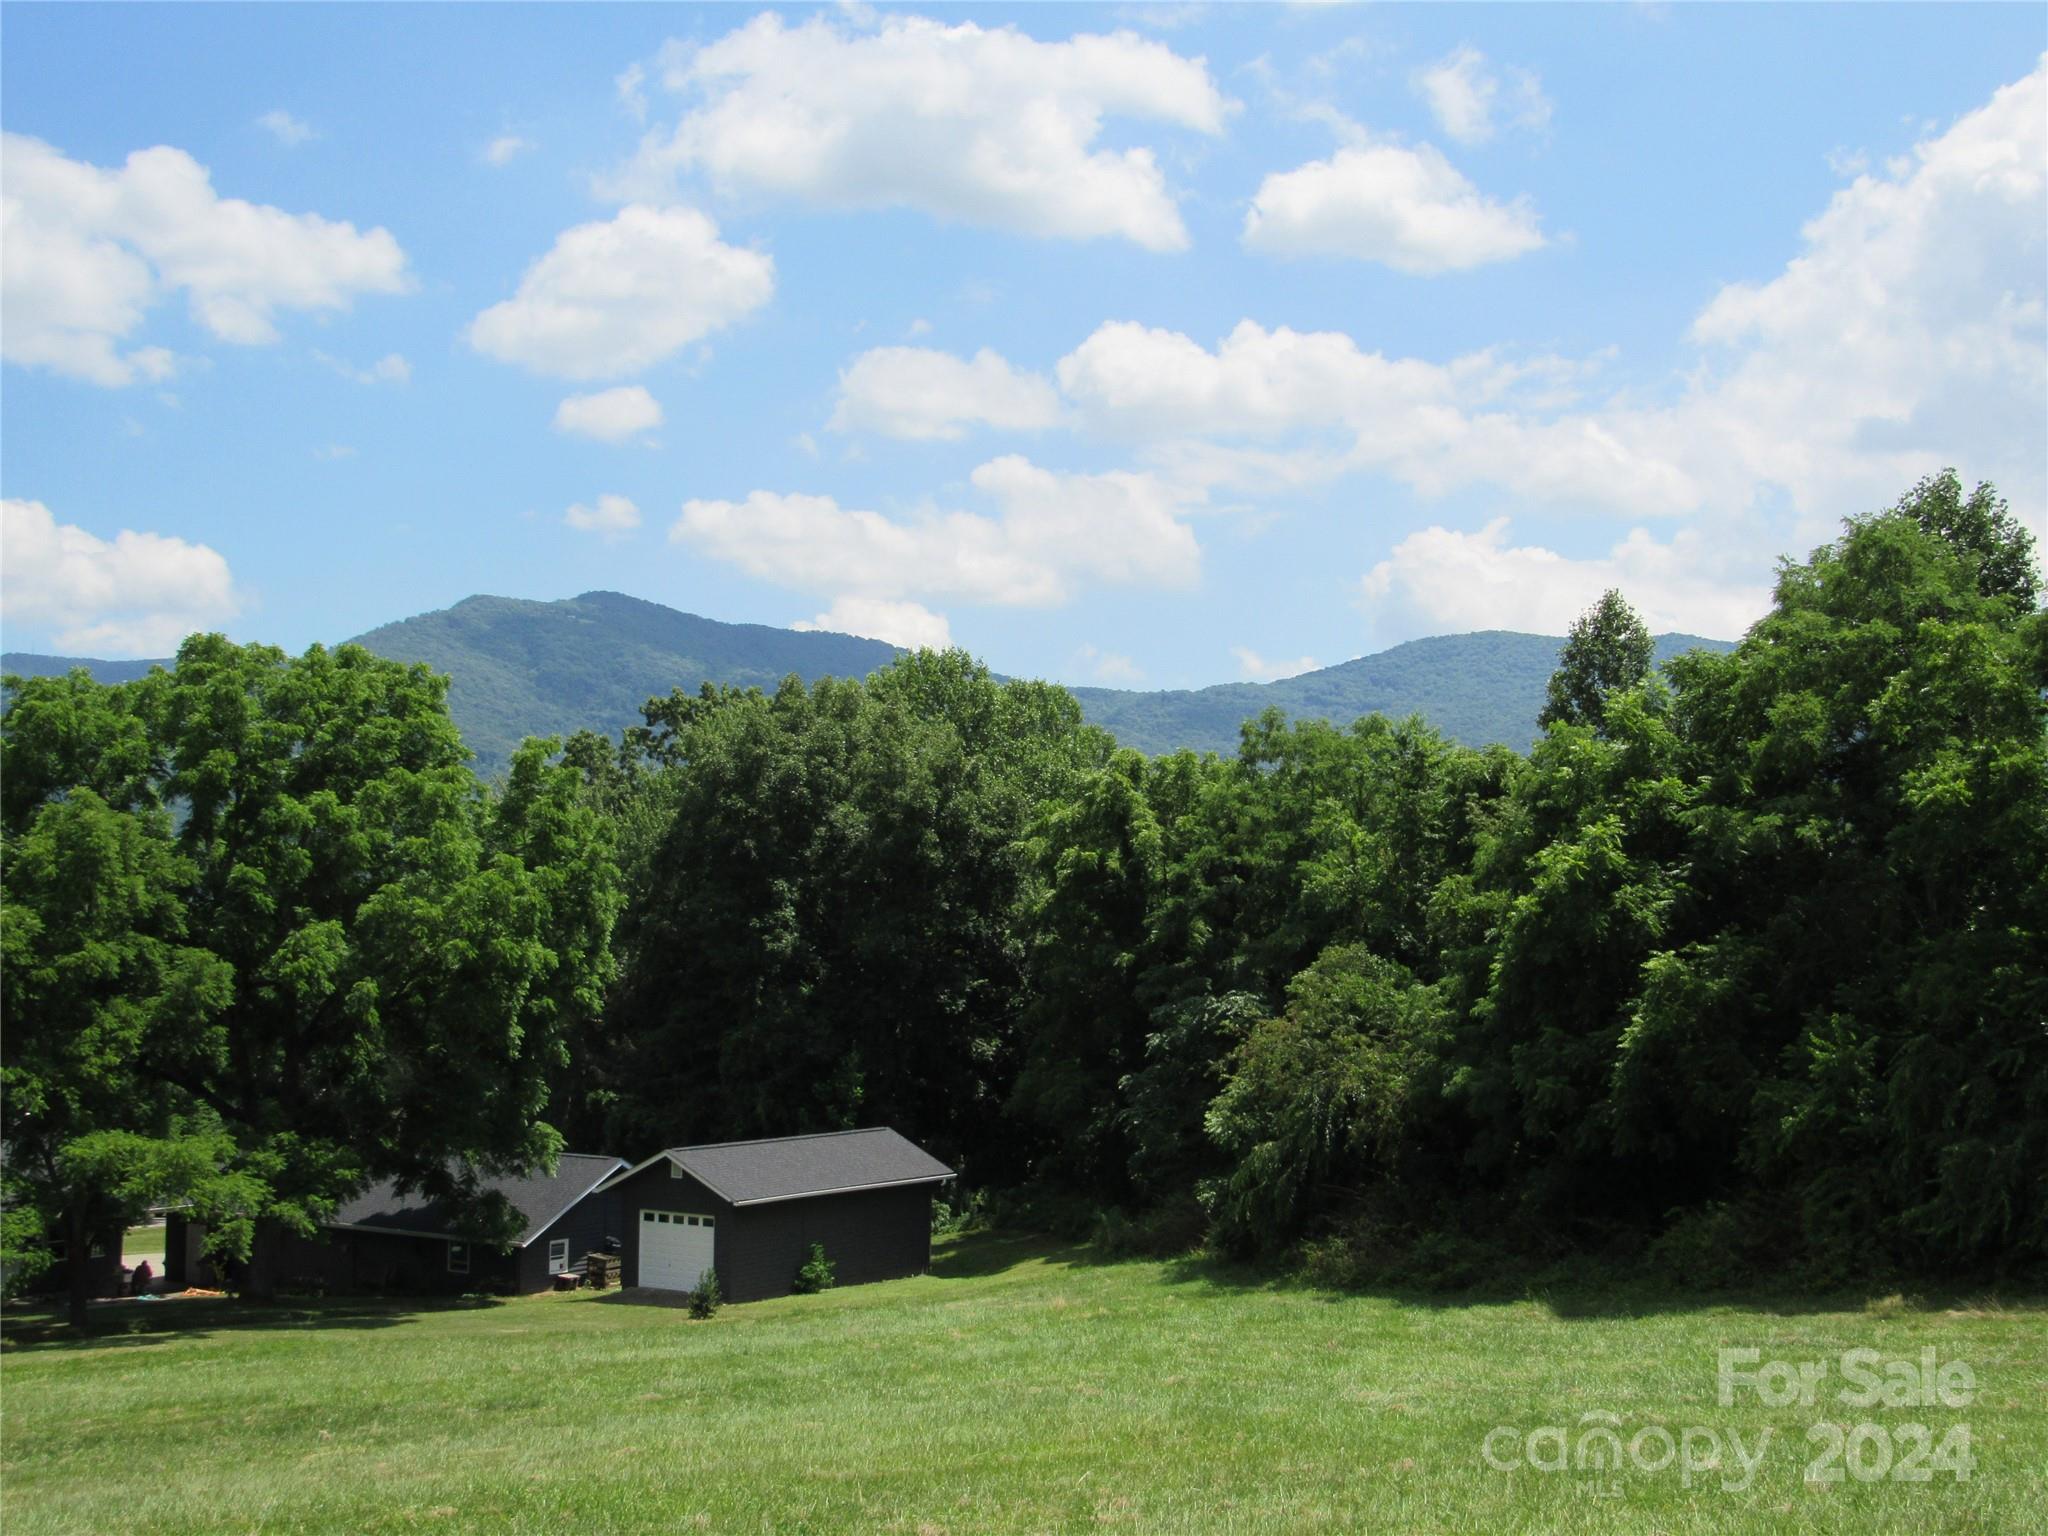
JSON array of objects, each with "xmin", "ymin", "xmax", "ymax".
[
  {"xmin": 1089, "ymin": 1195, "xmax": 1209, "ymax": 1259},
  {"xmin": 931, "ymin": 1188, "xmax": 988, "ymax": 1241},
  {"xmin": 689, "ymin": 1268, "xmax": 723, "ymax": 1319},
  {"xmin": 1645, "ymin": 1202, "xmax": 1760, "ymax": 1291},
  {"xmin": 792, "ymin": 1242, "xmax": 835, "ymax": 1294}
]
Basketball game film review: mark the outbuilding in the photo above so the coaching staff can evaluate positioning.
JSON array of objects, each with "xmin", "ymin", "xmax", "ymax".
[{"xmin": 595, "ymin": 1127, "xmax": 953, "ymax": 1302}]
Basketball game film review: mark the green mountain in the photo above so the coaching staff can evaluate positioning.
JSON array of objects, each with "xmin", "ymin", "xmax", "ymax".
[
  {"xmin": 1070, "ymin": 630, "xmax": 1734, "ymax": 757},
  {"xmin": 349, "ymin": 592, "xmax": 901, "ymax": 774},
  {"xmin": 0, "ymin": 655, "xmax": 164, "ymax": 687},
  {"xmin": 5, "ymin": 592, "xmax": 900, "ymax": 779},
  {"xmin": 5, "ymin": 595, "xmax": 1736, "ymax": 774}
]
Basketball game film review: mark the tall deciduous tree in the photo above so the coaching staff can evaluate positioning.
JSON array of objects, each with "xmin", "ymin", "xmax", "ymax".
[
  {"xmin": 2, "ymin": 638, "xmax": 619, "ymax": 1305},
  {"xmin": 1539, "ymin": 589, "xmax": 1656, "ymax": 735}
]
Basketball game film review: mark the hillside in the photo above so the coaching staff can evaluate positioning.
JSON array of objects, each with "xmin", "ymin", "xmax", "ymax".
[
  {"xmin": 1071, "ymin": 630, "xmax": 1734, "ymax": 756},
  {"xmin": 0, "ymin": 654, "xmax": 166, "ymax": 687},
  {"xmin": 347, "ymin": 591, "xmax": 900, "ymax": 774},
  {"xmin": 6, "ymin": 597, "xmax": 1736, "ymax": 774}
]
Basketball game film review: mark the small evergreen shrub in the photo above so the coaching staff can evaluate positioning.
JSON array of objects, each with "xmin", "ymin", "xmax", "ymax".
[
  {"xmin": 792, "ymin": 1242, "xmax": 836, "ymax": 1294},
  {"xmin": 689, "ymin": 1268, "xmax": 722, "ymax": 1319}
]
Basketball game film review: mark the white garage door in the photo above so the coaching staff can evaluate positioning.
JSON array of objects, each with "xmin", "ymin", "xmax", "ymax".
[{"xmin": 639, "ymin": 1209, "xmax": 715, "ymax": 1291}]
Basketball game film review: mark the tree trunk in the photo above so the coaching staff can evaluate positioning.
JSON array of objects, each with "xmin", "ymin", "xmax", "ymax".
[
  {"xmin": 241, "ymin": 1217, "xmax": 283, "ymax": 1302},
  {"xmin": 66, "ymin": 1206, "xmax": 91, "ymax": 1330}
]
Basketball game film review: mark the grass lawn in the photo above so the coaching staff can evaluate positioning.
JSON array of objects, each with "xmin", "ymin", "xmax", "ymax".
[
  {"xmin": 122, "ymin": 1225, "xmax": 167, "ymax": 1265},
  {"xmin": 1, "ymin": 1233, "xmax": 2040, "ymax": 1534}
]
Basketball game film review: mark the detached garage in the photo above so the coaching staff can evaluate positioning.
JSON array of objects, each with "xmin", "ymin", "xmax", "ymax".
[{"xmin": 596, "ymin": 1127, "xmax": 953, "ymax": 1302}]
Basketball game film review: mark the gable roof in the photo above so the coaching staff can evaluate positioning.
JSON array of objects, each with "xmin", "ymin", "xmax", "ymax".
[
  {"xmin": 329, "ymin": 1153, "xmax": 626, "ymax": 1247},
  {"xmin": 598, "ymin": 1127, "xmax": 953, "ymax": 1207}
]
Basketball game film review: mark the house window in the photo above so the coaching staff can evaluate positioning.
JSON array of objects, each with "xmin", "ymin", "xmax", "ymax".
[
  {"xmin": 447, "ymin": 1242, "xmax": 470, "ymax": 1275},
  {"xmin": 670, "ymin": 1162, "xmax": 684, "ymax": 1179},
  {"xmin": 548, "ymin": 1238, "xmax": 570, "ymax": 1274}
]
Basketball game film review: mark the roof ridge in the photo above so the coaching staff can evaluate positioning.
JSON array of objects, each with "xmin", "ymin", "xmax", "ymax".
[{"xmin": 664, "ymin": 1126, "xmax": 897, "ymax": 1155}]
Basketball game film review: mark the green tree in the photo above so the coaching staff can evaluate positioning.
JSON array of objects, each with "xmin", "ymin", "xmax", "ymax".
[
  {"xmin": 0, "ymin": 785, "xmax": 245, "ymax": 1323},
  {"xmin": 2, "ymin": 638, "xmax": 620, "ymax": 1304},
  {"xmin": 1205, "ymin": 946, "xmax": 1442, "ymax": 1256},
  {"xmin": 600, "ymin": 653, "xmax": 1104, "ymax": 1178},
  {"xmin": 1539, "ymin": 589, "xmax": 1656, "ymax": 734},
  {"xmin": 1653, "ymin": 486, "xmax": 2046, "ymax": 1265}
]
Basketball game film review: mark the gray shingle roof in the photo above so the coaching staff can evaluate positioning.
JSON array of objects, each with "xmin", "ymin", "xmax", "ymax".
[
  {"xmin": 331, "ymin": 1153, "xmax": 626, "ymax": 1246},
  {"xmin": 661, "ymin": 1127, "xmax": 953, "ymax": 1206}
]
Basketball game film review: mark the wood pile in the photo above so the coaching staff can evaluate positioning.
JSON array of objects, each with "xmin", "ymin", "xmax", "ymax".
[{"xmin": 584, "ymin": 1251, "xmax": 622, "ymax": 1289}]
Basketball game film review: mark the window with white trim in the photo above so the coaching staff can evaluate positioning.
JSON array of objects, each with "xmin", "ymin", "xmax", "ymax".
[
  {"xmin": 447, "ymin": 1241, "xmax": 470, "ymax": 1275},
  {"xmin": 548, "ymin": 1238, "xmax": 571, "ymax": 1274}
]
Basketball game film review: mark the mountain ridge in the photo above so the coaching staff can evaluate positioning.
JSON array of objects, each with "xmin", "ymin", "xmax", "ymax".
[{"xmin": 5, "ymin": 592, "xmax": 1737, "ymax": 774}]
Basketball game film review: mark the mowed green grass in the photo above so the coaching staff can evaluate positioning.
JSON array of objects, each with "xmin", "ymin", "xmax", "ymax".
[{"xmin": 2, "ymin": 1234, "xmax": 2041, "ymax": 1534}]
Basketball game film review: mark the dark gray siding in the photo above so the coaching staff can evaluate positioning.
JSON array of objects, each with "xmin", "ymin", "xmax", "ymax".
[
  {"xmin": 517, "ymin": 1184, "xmax": 625, "ymax": 1291},
  {"xmin": 614, "ymin": 1162, "xmax": 735, "ymax": 1292},
  {"xmin": 722, "ymin": 1184, "xmax": 934, "ymax": 1302},
  {"xmin": 272, "ymin": 1227, "xmax": 521, "ymax": 1294}
]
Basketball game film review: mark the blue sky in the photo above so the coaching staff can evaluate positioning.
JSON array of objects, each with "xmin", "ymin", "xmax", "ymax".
[{"xmin": 2, "ymin": 3, "xmax": 2042, "ymax": 688}]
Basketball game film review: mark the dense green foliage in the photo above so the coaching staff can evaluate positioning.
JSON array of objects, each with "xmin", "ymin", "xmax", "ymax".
[
  {"xmin": 565, "ymin": 472, "xmax": 2043, "ymax": 1282},
  {"xmin": 5, "ymin": 472, "xmax": 2041, "ymax": 1302},
  {"xmin": 1, "ymin": 639, "xmax": 619, "ymax": 1316}
]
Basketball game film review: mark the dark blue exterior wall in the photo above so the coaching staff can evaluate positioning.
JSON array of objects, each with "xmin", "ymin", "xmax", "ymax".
[
  {"xmin": 612, "ymin": 1158, "xmax": 937, "ymax": 1303},
  {"xmin": 614, "ymin": 1161, "xmax": 736, "ymax": 1293},
  {"xmin": 515, "ymin": 1182, "xmax": 626, "ymax": 1291}
]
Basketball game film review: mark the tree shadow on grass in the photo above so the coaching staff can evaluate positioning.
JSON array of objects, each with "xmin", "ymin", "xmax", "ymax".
[
  {"xmin": 930, "ymin": 1229, "xmax": 1093, "ymax": 1280},
  {"xmin": 588, "ymin": 1286, "xmax": 697, "ymax": 1308},
  {"xmin": 927, "ymin": 1228, "xmax": 2047, "ymax": 1323},
  {"xmin": 0, "ymin": 1293, "xmax": 507, "ymax": 1353}
]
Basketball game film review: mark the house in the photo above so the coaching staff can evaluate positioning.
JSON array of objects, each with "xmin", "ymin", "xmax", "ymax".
[
  {"xmin": 596, "ymin": 1127, "xmax": 954, "ymax": 1302},
  {"xmin": 169, "ymin": 1154, "xmax": 628, "ymax": 1295}
]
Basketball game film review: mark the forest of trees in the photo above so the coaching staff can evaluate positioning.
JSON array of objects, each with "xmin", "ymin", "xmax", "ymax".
[{"xmin": 5, "ymin": 473, "xmax": 2044, "ymax": 1320}]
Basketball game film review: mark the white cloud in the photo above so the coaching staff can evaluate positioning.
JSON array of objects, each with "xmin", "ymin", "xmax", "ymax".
[
  {"xmin": 0, "ymin": 497, "xmax": 241, "ymax": 655},
  {"xmin": 831, "ymin": 346, "xmax": 1061, "ymax": 440},
  {"xmin": 792, "ymin": 596, "xmax": 951, "ymax": 650},
  {"xmin": 564, "ymin": 493, "xmax": 642, "ymax": 538},
  {"xmin": 1232, "ymin": 646, "xmax": 1318, "ymax": 681},
  {"xmin": 1056, "ymin": 319, "xmax": 1692, "ymax": 515},
  {"xmin": 1243, "ymin": 141, "xmax": 1546, "ymax": 272},
  {"xmin": 315, "ymin": 350, "xmax": 410, "ymax": 385},
  {"xmin": 484, "ymin": 135, "xmax": 535, "ymax": 167},
  {"xmin": 1669, "ymin": 54, "xmax": 2048, "ymax": 539},
  {"xmin": 553, "ymin": 386, "xmax": 664, "ymax": 442},
  {"xmin": 1362, "ymin": 518, "xmax": 1771, "ymax": 640},
  {"xmin": 467, "ymin": 204, "xmax": 773, "ymax": 380},
  {"xmin": 1073, "ymin": 643, "xmax": 1143, "ymax": 684},
  {"xmin": 671, "ymin": 455, "xmax": 1201, "ymax": 609},
  {"xmin": 1, "ymin": 133, "xmax": 410, "ymax": 385},
  {"xmin": 257, "ymin": 109, "xmax": 316, "ymax": 147},
  {"xmin": 616, "ymin": 62, "xmax": 649, "ymax": 123},
  {"xmin": 1414, "ymin": 47, "xmax": 1551, "ymax": 146},
  {"xmin": 1066, "ymin": 41, "xmax": 2048, "ymax": 546},
  {"xmin": 612, "ymin": 11, "xmax": 1231, "ymax": 250}
]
